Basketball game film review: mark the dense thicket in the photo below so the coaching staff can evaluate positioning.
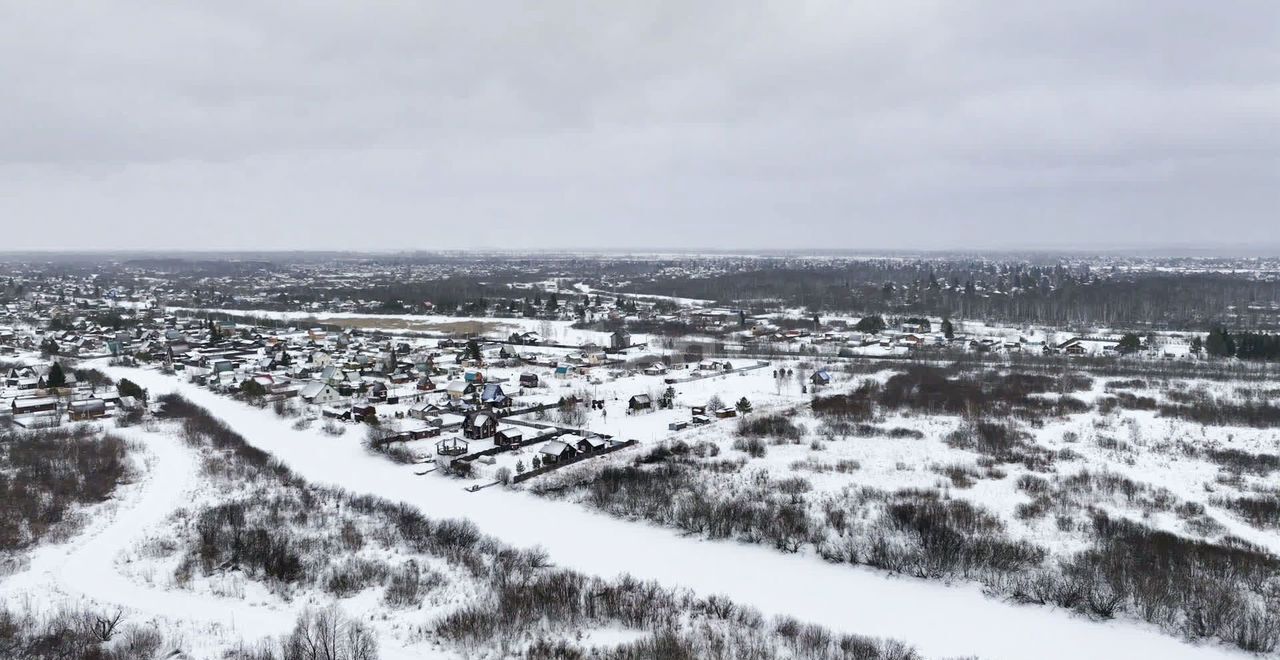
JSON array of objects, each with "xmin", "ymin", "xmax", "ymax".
[
  {"xmin": 0, "ymin": 427, "xmax": 129, "ymax": 551},
  {"xmin": 811, "ymin": 366, "xmax": 1090, "ymax": 420}
]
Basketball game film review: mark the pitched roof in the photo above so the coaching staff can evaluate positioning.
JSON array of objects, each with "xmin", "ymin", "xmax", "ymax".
[{"xmin": 539, "ymin": 440, "xmax": 573, "ymax": 456}]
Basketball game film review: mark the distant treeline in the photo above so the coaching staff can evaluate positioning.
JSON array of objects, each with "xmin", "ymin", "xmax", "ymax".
[
  {"xmin": 1205, "ymin": 329, "xmax": 1280, "ymax": 361},
  {"xmin": 620, "ymin": 262, "xmax": 1280, "ymax": 330}
]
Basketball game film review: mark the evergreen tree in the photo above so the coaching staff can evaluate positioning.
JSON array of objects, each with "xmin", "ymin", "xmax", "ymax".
[
  {"xmin": 735, "ymin": 397, "xmax": 753, "ymax": 414},
  {"xmin": 45, "ymin": 362, "xmax": 66, "ymax": 388},
  {"xmin": 1117, "ymin": 333, "xmax": 1142, "ymax": 354},
  {"xmin": 941, "ymin": 318, "xmax": 954, "ymax": 339},
  {"xmin": 117, "ymin": 378, "xmax": 146, "ymax": 401},
  {"xmin": 854, "ymin": 315, "xmax": 886, "ymax": 334},
  {"xmin": 661, "ymin": 386, "xmax": 676, "ymax": 408},
  {"xmin": 1205, "ymin": 328, "xmax": 1234, "ymax": 357},
  {"xmin": 239, "ymin": 379, "xmax": 267, "ymax": 398}
]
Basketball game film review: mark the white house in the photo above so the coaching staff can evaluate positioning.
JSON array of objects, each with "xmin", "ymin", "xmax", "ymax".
[{"xmin": 299, "ymin": 381, "xmax": 341, "ymax": 405}]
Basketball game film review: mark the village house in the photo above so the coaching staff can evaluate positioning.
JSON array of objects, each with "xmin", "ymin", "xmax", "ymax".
[
  {"xmin": 446, "ymin": 380, "xmax": 474, "ymax": 400},
  {"xmin": 462, "ymin": 410, "xmax": 498, "ymax": 439},
  {"xmin": 574, "ymin": 434, "xmax": 606, "ymax": 454},
  {"xmin": 12, "ymin": 396, "xmax": 58, "ymax": 416},
  {"xmin": 299, "ymin": 381, "xmax": 342, "ymax": 405},
  {"xmin": 408, "ymin": 402, "xmax": 446, "ymax": 420},
  {"xmin": 609, "ymin": 329, "xmax": 632, "ymax": 350},
  {"xmin": 538, "ymin": 439, "xmax": 577, "ymax": 464},
  {"xmin": 68, "ymin": 398, "xmax": 108, "ymax": 421},
  {"xmin": 480, "ymin": 383, "xmax": 510, "ymax": 407}
]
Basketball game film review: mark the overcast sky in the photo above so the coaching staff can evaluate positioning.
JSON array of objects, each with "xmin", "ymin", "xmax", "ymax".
[{"xmin": 1, "ymin": 2, "xmax": 1276, "ymax": 252}]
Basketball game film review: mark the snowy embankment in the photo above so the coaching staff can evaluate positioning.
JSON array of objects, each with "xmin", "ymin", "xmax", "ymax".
[{"xmin": 103, "ymin": 366, "xmax": 1243, "ymax": 660}]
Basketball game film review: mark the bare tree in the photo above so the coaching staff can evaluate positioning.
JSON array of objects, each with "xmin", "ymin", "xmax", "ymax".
[{"xmin": 82, "ymin": 609, "xmax": 124, "ymax": 642}]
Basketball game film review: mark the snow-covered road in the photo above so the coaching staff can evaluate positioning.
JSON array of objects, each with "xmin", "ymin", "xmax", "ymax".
[{"xmin": 106, "ymin": 366, "xmax": 1243, "ymax": 660}]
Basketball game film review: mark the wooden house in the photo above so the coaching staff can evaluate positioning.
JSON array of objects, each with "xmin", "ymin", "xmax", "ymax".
[
  {"xmin": 68, "ymin": 398, "xmax": 107, "ymax": 421},
  {"xmin": 538, "ymin": 440, "xmax": 577, "ymax": 464},
  {"xmin": 462, "ymin": 410, "xmax": 498, "ymax": 439}
]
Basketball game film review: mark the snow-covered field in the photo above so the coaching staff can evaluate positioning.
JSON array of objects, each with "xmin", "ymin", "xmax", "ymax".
[{"xmin": 76, "ymin": 364, "xmax": 1254, "ymax": 659}]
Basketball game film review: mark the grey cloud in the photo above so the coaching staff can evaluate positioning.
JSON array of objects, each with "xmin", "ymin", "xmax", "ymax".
[{"xmin": 0, "ymin": 1, "xmax": 1276, "ymax": 251}]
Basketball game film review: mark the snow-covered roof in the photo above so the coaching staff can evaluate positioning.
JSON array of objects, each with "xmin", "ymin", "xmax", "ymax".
[{"xmin": 539, "ymin": 440, "xmax": 573, "ymax": 456}]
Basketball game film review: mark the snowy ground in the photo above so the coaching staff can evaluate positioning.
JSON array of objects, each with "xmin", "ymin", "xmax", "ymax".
[
  {"xmin": 88, "ymin": 363, "xmax": 1252, "ymax": 660},
  {"xmin": 0, "ymin": 426, "xmax": 314, "ymax": 655}
]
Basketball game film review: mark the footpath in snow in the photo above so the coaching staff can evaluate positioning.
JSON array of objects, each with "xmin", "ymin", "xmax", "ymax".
[
  {"xmin": 0, "ymin": 424, "xmax": 436, "ymax": 660},
  {"xmin": 0, "ymin": 427, "xmax": 295, "ymax": 641},
  {"xmin": 105, "ymin": 366, "xmax": 1244, "ymax": 660}
]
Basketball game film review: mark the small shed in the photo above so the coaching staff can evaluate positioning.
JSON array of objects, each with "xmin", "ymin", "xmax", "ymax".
[
  {"xmin": 352, "ymin": 404, "xmax": 378, "ymax": 423},
  {"xmin": 628, "ymin": 394, "xmax": 653, "ymax": 413},
  {"xmin": 495, "ymin": 426, "xmax": 524, "ymax": 447},
  {"xmin": 643, "ymin": 363, "xmax": 667, "ymax": 376}
]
